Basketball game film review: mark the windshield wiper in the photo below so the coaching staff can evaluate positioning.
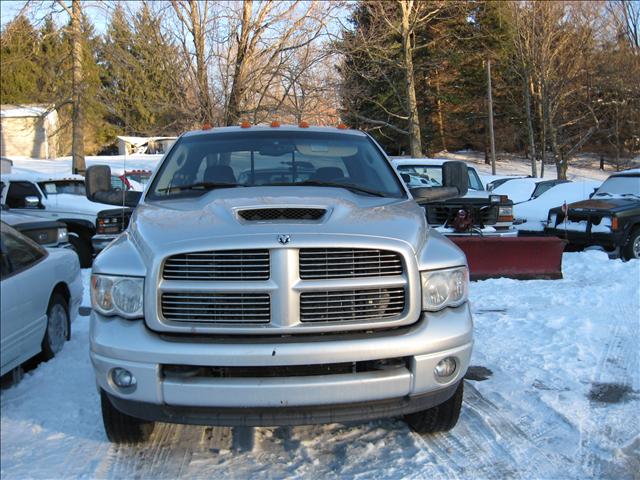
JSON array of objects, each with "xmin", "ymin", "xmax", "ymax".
[
  {"xmin": 158, "ymin": 181, "xmax": 244, "ymax": 193},
  {"xmin": 265, "ymin": 180, "xmax": 389, "ymax": 197}
]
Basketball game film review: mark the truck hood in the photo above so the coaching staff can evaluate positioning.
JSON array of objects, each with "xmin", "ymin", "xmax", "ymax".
[
  {"xmin": 130, "ymin": 187, "xmax": 427, "ymax": 253},
  {"xmin": 44, "ymin": 194, "xmax": 120, "ymax": 216},
  {"xmin": 559, "ymin": 197, "xmax": 639, "ymax": 214}
]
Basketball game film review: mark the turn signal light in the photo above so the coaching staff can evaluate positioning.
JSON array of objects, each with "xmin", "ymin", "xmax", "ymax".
[
  {"xmin": 240, "ymin": 121, "xmax": 251, "ymax": 128},
  {"xmin": 611, "ymin": 217, "xmax": 619, "ymax": 230},
  {"xmin": 299, "ymin": 121, "xmax": 310, "ymax": 128}
]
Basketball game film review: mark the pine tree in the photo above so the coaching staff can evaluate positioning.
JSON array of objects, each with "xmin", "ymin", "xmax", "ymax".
[{"xmin": 0, "ymin": 15, "xmax": 42, "ymax": 103}]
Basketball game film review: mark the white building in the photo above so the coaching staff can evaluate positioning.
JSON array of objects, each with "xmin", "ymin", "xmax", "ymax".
[{"xmin": 0, "ymin": 104, "xmax": 60, "ymax": 159}]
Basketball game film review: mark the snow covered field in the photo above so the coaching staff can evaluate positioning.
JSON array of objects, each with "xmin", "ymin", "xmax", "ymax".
[{"xmin": 1, "ymin": 252, "xmax": 638, "ymax": 479}]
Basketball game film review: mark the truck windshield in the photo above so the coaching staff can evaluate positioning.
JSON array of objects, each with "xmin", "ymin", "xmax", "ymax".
[
  {"xmin": 594, "ymin": 176, "xmax": 640, "ymax": 197},
  {"xmin": 38, "ymin": 180, "xmax": 86, "ymax": 196},
  {"xmin": 147, "ymin": 131, "xmax": 405, "ymax": 200},
  {"xmin": 396, "ymin": 165, "xmax": 483, "ymax": 191}
]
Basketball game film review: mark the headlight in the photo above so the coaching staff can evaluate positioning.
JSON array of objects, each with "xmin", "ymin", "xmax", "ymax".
[
  {"xmin": 57, "ymin": 227, "xmax": 68, "ymax": 243},
  {"xmin": 547, "ymin": 213, "xmax": 557, "ymax": 227},
  {"xmin": 490, "ymin": 194, "xmax": 501, "ymax": 203},
  {"xmin": 91, "ymin": 274, "xmax": 144, "ymax": 319},
  {"xmin": 421, "ymin": 266, "xmax": 469, "ymax": 311},
  {"xmin": 498, "ymin": 206, "xmax": 512, "ymax": 217}
]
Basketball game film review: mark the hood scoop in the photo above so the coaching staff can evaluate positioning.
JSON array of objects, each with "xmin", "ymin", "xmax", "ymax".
[{"xmin": 238, "ymin": 207, "xmax": 327, "ymax": 222}]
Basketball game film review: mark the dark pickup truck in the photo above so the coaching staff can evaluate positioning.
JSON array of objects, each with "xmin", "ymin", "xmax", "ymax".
[{"xmin": 545, "ymin": 170, "xmax": 640, "ymax": 260}]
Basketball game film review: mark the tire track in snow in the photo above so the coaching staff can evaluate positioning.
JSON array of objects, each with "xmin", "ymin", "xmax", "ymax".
[
  {"xmin": 408, "ymin": 382, "xmax": 571, "ymax": 479},
  {"xmin": 580, "ymin": 303, "xmax": 640, "ymax": 479}
]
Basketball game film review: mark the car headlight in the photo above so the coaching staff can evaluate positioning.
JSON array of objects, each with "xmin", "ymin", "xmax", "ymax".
[
  {"xmin": 498, "ymin": 206, "xmax": 512, "ymax": 217},
  {"xmin": 421, "ymin": 266, "xmax": 469, "ymax": 311},
  {"xmin": 57, "ymin": 227, "xmax": 68, "ymax": 243},
  {"xmin": 547, "ymin": 213, "xmax": 557, "ymax": 227},
  {"xmin": 91, "ymin": 274, "xmax": 144, "ymax": 319}
]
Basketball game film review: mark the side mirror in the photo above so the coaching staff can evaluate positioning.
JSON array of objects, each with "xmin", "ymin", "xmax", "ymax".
[
  {"xmin": 410, "ymin": 161, "xmax": 468, "ymax": 203},
  {"xmin": 24, "ymin": 196, "xmax": 41, "ymax": 209},
  {"xmin": 85, "ymin": 165, "xmax": 142, "ymax": 208}
]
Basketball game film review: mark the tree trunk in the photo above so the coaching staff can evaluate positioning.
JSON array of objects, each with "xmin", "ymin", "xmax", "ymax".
[
  {"xmin": 537, "ymin": 80, "xmax": 546, "ymax": 178},
  {"xmin": 190, "ymin": 0, "xmax": 212, "ymax": 125},
  {"xmin": 486, "ymin": 58, "xmax": 496, "ymax": 175},
  {"xmin": 400, "ymin": 1, "xmax": 423, "ymax": 157},
  {"xmin": 434, "ymin": 69, "xmax": 447, "ymax": 152},
  {"xmin": 226, "ymin": 0, "xmax": 252, "ymax": 126},
  {"xmin": 524, "ymin": 75, "xmax": 537, "ymax": 177},
  {"xmin": 71, "ymin": 0, "xmax": 85, "ymax": 174}
]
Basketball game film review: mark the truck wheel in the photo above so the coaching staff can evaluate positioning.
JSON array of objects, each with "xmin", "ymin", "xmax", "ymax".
[
  {"xmin": 68, "ymin": 234, "xmax": 92, "ymax": 268},
  {"xmin": 41, "ymin": 293, "xmax": 69, "ymax": 360},
  {"xmin": 622, "ymin": 227, "xmax": 640, "ymax": 261},
  {"xmin": 404, "ymin": 381, "xmax": 464, "ymax": 434},
  {"xmin": 100, "ymin": 390, "xmax": 155, "ymax": 444}
]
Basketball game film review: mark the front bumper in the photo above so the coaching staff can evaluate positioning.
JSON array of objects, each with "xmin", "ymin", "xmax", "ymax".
[
  {"xmin": 544, "ymin": 227, "xmax": 624, "ymax": 253},
  {"xmin": 437, "ymin": 226, "xmax": 518, "ymax": 238},
  {"xmin": 91, "ymin": 303, "xmax": 473, "ymax": 426}
]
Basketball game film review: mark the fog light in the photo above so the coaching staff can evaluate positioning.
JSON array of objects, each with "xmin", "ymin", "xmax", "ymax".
[
  {"xmin": 111, "ymin": 368, "xmax": 136, "ymax": 388},
  {"xmin": 434, "ymin": 357, "xmax": 457, "ymax": 378}
]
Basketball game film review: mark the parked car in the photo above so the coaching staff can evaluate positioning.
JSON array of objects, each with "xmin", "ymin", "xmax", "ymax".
[
  {"xmin": 513, "ymin": 180, "xmax": 601, "ymax": 233},
  {"xmin": 84, "ymin": 125, "xmax": 472, "ymax": 443},
  {"xmin": 392, "ymin": 158, "xmax": 517, "ymax": 237},
  {"xmin": 0, "ymin": 222, "xmax": 82, "ymax": 377},
  {"xmin": 1, "ymin": 206, "xmax": 70, "ymax": 248},
  {"xmin": 545, "ymin": 170, "xmax": 639, "ymax": 259},
  {"xmin": 484, "ymin": 175, "xmax": 528, "ymax": 191},
  {"xmin": 0, "ymin": 172, "xmax": 129, "ymax": 266},
  {"xmin": 492, "ymin": 178, "xmax": 570, "ymax": 204}
]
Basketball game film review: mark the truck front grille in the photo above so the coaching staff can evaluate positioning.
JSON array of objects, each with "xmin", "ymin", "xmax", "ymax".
[
  {"xmin": 427, "ymin": 205, "xmax": 498, "ymax": 226},
  {"xmin": 299, "ymin": 248, "xmax": 403, "ymax": 279},
  {"xmin": 161, "ymin": 292, "xmax": 270, "ymax": 323},
  {"xmin": 300, "ymin": 287, "xmax": 405, "ymax": 323},
  {"xmin": 22, "ymin": 227, "xmax": 58, "ymax": 246},
  {"xmin": 163, "ymin": 249, "xmax": 270, "ymax": 281}
]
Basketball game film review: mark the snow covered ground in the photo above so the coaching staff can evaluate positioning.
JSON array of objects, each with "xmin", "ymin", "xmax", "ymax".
[{"xmin": 1, "ymin": 253, "xmax": 638, "ymax": 479}]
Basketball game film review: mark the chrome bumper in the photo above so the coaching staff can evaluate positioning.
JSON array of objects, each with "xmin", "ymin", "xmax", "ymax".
[{"xmin": 90, "ymin": 303, "xmax": 473, "ymax": 419}]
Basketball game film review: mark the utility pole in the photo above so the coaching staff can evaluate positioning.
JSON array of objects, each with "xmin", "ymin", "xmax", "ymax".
[{"xmin": 486, "ymin": 58, "xmax": 496, "ymax": 175}]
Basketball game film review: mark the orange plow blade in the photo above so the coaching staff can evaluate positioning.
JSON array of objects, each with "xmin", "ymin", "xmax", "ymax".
[{"xmin": 450, "ymin": 236, "xmax": 567, "ymax": 280}]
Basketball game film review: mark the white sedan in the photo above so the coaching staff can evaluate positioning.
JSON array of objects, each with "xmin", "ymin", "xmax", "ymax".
[{"xmin": 1, "ymin": 222, "xmax": 83, "ymax": 377}]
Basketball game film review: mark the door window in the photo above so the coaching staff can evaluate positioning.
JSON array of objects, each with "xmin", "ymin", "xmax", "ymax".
[
  {"xmin": 5, "ymin": 182, "xmax": 42, "ymax": 208},
  {"xmin": 0, "ymin": 224, "xmax": 46, "ymax": 278}
]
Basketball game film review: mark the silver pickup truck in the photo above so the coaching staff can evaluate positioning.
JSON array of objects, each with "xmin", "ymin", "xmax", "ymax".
[{"xmin": 86, "ymin": 125, "xmax": 473, "ymax": 443}]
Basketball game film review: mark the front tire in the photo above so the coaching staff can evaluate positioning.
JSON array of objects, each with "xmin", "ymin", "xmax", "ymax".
[
  {"xmin": 68, "ymin": 234, "xmax": 92, "ymax": 268},
  {"xmin": 41, "ymin": 293, "xmax": 69, "ymax": 360},
  {"xmin": 100, "ymin": 390, "xmax": 155, "ymax": 444},
  {"xmin": 622, "ymin": 227, "xmax": 640, "ymax": 261},
  {"xmin": 404, "ymin": 381, "xmax": 464, "ymax": 434}
]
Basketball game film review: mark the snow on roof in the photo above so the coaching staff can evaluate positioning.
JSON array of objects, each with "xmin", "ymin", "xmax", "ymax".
[
  {"xmin": 391, "ymin": 157, "xmax": 451, "ymax": 166},
  {"xmin": 117, "ymin": 136, "xmax": 177, "ymax": 146},
  {"xmin": 1, "ymin": 171, "xmax": 85, "ymax": 182},
  {"xmin": 0, "ymin": 105, "xmax": 53, "ymax": 118}
]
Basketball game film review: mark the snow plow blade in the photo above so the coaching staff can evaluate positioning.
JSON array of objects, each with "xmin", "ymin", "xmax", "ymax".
[{"xmin": 450, "ymin": 236, "xmax": 567, "ymax": 280}]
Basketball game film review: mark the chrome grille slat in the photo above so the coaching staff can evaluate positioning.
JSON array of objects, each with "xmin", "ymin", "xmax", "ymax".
[
  {"xmin": 163, "ymin": 249, "xmax": 269, "ymax": 281},
  {"xmin": 299, "ymin": 248, "xmax": 403, "ymax": 279},
  {"xmin": 300, "ymin": 287, "xmax": 405, "ymax": 323},
  {"xmin": 161, "ymin": 292, "xmax": 270, "ymax": 323}
]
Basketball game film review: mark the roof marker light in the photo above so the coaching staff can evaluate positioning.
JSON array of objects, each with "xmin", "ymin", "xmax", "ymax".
[
  {"xmin": 337, "ymin": 123, "xmax": 348, "ymax": 129},
  {"xmin": 271, "ymin": 120, "xmax": 281, "ymax": 128},
  {"xmin": 240, "ymin": 121, "xmax": 251, "ymax": 128},
  {"xmin": 299, "ymin": 121, "xmax": 310, "ymax": 128}
]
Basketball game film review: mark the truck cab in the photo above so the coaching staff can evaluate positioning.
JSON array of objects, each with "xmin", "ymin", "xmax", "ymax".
[
  {"xmin": 86, "ymin": 125, "xmax": 473, "ymax": 443},
  {"xmin": 0, "ymin": 172, "xmax": 128, "ymax": 266}
]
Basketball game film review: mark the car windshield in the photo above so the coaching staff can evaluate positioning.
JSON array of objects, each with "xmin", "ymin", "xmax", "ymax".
[
  {"xmin": 147, "ymin": 131, "xmax": 405, "ymax": 199},
  {"xmin": 38, "ymin": 180, "xmax": 85, "ymax": 196},
  {"xmin": 594, "ymin": 176, "xmax": 640, "ymax": 197},
  {"xmin": 396, "ymin": 165, "xmax": 483, "ymax": 191}
]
